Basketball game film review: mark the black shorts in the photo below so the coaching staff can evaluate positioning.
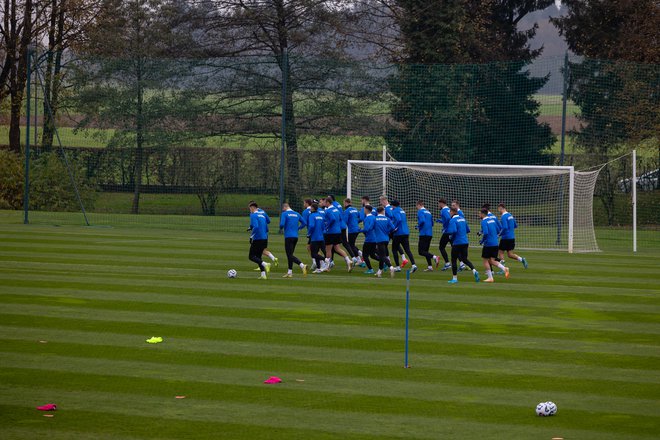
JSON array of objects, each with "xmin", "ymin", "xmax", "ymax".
[
  {"xmin": 482, "ymin": 246, "xmax": 499, "ymax": 259},
  {"xmin": 499, "ymin": 239, "xmax": 515, "ymax": 251},
  {"xmin": 325, "ymin": 233, "xmax": 342, "ymax": 245}
]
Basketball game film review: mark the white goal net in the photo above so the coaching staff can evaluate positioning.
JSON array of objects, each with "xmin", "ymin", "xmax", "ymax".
[{"xmin": 347, "ymin": 160, "xmax": 601, "ymax": 252}]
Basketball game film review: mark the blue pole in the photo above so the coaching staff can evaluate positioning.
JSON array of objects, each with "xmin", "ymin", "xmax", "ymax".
[{"xmin": 404, "ymin": 269, "xmax": 411, "ymax": 368}]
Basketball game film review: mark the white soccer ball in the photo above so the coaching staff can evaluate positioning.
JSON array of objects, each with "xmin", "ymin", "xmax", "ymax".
[
  {"xmin": 545, "ymin": 401, "xmax": 557, "ymax": 416},
  {"xmin": 536, "ymin": 401, "xmax": 557, "ymax": 416},
  {"xmin": 227, "ymin": 269, "xmax": 237, "ymax": 278}
]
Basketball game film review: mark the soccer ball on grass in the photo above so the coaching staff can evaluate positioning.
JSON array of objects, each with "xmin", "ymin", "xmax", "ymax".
[
  {"xmin": 536, "ymin": 401, "xmax": 557, "ymax": 416},
  {"xmin": 227, "ymin": 269, "xmax": 237, "ymax": 278}
]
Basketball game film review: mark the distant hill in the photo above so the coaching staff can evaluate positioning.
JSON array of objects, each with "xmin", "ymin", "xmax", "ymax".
[{"xmin": 519, "ymin": 4, "xmax": 572, "ymax": 94}]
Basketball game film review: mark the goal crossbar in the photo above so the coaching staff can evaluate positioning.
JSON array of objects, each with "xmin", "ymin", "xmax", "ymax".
[{"xmin": 347, "ymin": 160, "xmax": 598, "ymax": 253}]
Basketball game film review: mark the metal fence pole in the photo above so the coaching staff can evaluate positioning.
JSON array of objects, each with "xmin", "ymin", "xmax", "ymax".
[
  {"xmin": 279, "ymin": 48, "xmax": 287, "ymax": 213},
  {"xmin": 23, "ymin": 47, "xmax": 33, "ymax": 225},
  {"xmin": 556, "ymin": 52, "xmax": 569, "ymax": 245}
]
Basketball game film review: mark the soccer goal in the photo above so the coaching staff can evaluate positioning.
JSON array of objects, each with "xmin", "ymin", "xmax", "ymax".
[{"xmin": 347, "ymin": 160, "xmax": 601, "ymax": 253}]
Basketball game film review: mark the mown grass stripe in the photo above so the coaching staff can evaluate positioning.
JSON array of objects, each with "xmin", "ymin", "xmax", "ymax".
[
  {"xmin": 3, "ymin": 325, "xmax": 660, "ymax": 386},
  {"xmin": 3, "ymin": 271, "xmax": 660, "ymax": 314},
  {"xmin": 1, "ymin": 359, "xmax": 658, "ymax": 425},
  {"xmin": 3, "ymin": 290, "xmax": 660, "ymax": 341},
  {"xmin": 2, "ymin": 305, "xmax": 659, "ymax": 372},
  {"xmin": 2, "ymin": 337, "xmax": 660, "ymax": 400},
  {"xmin": 2, "ymin": 382, "xmax": 658, "ymax": 439}
]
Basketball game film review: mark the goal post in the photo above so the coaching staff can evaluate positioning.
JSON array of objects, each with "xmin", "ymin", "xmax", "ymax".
[{"xmin": 347, "ymin": 160, "xmax": 601, "ymax": 253}]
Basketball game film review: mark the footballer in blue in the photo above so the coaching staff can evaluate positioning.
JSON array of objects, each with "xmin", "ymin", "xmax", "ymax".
[
  {"xmin": 247, "ymin": 202, "xmax": 271, "ymax": 279},
  {"xmin": 446, "ymin": 206, "xmax": 479, "ymax": 284},
  {"xmin": 416, "ymin": 200, "xmax": 441, "ymax": 271},
  {"xmin": 479, "ymin": 208, "xmax": 509, "ymax": 282},
  {"xmin": 497, "ymin": 202, "xmax": 528, "ymax": 269},
  {"xmin": 390, "ymin": 200, "xmax": 417, "ymax": 274},
  {"xmin": 279, "ymin": 203, "xmax": 308, "ymax": 278}
]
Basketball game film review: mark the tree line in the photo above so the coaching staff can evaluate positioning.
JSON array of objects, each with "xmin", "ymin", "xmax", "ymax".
[{"xmin": 1, "ymin": 0, "xmax": 658, "ymax": 214}]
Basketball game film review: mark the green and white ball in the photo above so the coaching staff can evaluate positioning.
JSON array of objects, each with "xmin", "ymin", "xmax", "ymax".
[{"xmin": 227, "ymin": 269, "xmax": 238, "ymax": 278}]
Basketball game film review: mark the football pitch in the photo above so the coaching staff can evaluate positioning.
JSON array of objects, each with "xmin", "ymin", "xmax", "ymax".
[{"xmin": 0, "ymin": 220, "xmax": 659, "ymax": 439}]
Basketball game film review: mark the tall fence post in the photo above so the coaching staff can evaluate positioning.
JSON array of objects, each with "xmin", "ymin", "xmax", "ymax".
[
  {"xmin": 632, "ymin": 149, "xmax": 637, "ymax": 253},
  {"xmin": 23, "ymin": 47, "xmax": 33, "ymax": 225},
  {"xmin": 279, "ymin": 47, "xmax": 287, "ymax": 214},
  {"xmin": 556, "ymin": 52, "xmax": 569, "ymax": 245}
]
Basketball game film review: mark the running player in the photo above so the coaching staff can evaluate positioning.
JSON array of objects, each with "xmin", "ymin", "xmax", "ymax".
[
  {"xmin": 307, "ymin": 203, "xmax": 327, "ymax": 273},
  {"xmin": 374, "ymin": 206, "xmax": 395, "ymax": 278},
  {"xmin": 446, "ymin": 206, "xmax": 479, "ymax": 284},
  {"xmin": 279, "ymin": 203, "xmax": 307, "ymax": 278},
  {"xmin": 249, "ymin": 200, "xmax": 279, "ymax": 267},
  {"xmin": 416, "ymin": 200, "xmax": 441, "ymax": 271},
  {"xmin": 359, "ymin": 204, "xmax": 379, "ymax": 275},
  {"xmin": 248, "ymin": 202, "xmax": 271, "ymax": 279},
  {"xmin": 497, "ymin": 203, "xmax": 528, "ymax": 268},
  {"xmin": 343, "ymin": 198, "xmax": 362, "ymax": 264},
  {"xmin": 391, "ymin": 200, "xmax": 417, "ymax": 274},
  {"xmin": 479, "ymin": 208, "xmax": 509, "ymax": 282},
  {"xmin": 323, "ymin": 197, "xmax": 353, "ymax": 272},
  {"xmin": 436, "ymin": 198, "xmax": 452, "ymax": 271}
]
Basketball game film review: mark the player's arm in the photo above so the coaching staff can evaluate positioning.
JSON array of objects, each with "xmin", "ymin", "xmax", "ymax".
[
  {"xmin": 250, "ymin": 214, "xmax": 260, "ymax": 235},
  {"xmin": 500, "ymin": 215, "xmax": 509, "ymax": 235},
  {"xmin": 446, "ymin": 219, "xmax": 456, "ymax": 240},
  {"xmin": 279, "ymin": 212, "xmax": 286, "ymax": 231}
]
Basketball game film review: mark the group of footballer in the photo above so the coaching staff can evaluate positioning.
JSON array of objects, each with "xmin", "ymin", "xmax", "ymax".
[{"xmin": 247, "ymin": 195, "xmax": 528, "ymax": 283}]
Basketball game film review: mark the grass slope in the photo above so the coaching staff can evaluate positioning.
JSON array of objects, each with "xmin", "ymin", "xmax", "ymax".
[{"xmin": 0, "ymin": 220, "xmax": 659, "ymax": 439}]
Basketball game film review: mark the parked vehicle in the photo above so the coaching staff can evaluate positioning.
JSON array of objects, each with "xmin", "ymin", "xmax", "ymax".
[{"xmin": 618, "ymin": 169, "xmax": 659, "ymax": 193}]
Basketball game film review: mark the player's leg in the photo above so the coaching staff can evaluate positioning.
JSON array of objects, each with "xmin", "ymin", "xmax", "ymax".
[
  {"xmin": 458, "ymin": 244, "xmax": 479, "ymax": 282},
  {"xmin": 250, "ymin": 240, "xmax": 268, "ymax": 278},
  {"xmin": 362, "ymin": 242, "xmax": 374, "ymax": 272},
  {"xmin": 391, "ymin": 236, "xmax": 402, "ymax": 268},
  {"xmin": 490, "ymin": 256, "xmax": 508, "ymax": 279},
  {"xmin": 448, "ymin": 245, "xmax": 459, "ymax": 283},
  {"xmin": 340, "ymin": 229, "xmax": 354, "ymax": 258},
  {"xmin": 481, "ymin": 246, "xmax": 494, "ymax": 282},
  {"xmin": 418, "ymin": 236, "xmax": 434, "ymax": 271},
  {"xmin": 439, "ymin": 233, "xmax": 451, "ymax": 270},
  {"xmin": 501, "ymin": 239, "xmax": 527, "ymax": 268},
  {"xmin": 348, "ymin": 232, "xmax": 362, "ymax": 265},
  {"xmin": 376, "ymin": 242, "xmax": 388, "ymax": 276},
  {"xmin": 311, "ymin": 241, "xmax": 325, "ymax": 273},
  {"xmin": 262, "ymin": 248, "xmax": 278, "ymax": 266},
  {"xmin": 400, "ymin": 235, "xmax": 417, "ymax": 272}
]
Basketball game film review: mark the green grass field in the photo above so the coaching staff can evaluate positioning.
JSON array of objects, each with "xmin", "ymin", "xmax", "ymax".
[{"xmin": 1, "ymin": 214, "xmax": 659, "ymax": 439}]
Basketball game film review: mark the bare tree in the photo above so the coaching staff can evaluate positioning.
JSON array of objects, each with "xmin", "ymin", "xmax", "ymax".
[
  {"xmin": 197, "ymin": 0, "xmax": 361, "ymax": 208},
  {"xmin": 0, "ymin": 0, "xmax": 47, "ymax": 153},
  {"xmin": 40, "ymin": 0, "xmax": 102, "ymax": 150}
]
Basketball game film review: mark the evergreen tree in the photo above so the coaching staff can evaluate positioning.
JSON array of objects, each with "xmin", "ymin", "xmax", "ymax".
[{"xmin": 386, "ymin": 0, "xmax": 555, "ymax": 164}]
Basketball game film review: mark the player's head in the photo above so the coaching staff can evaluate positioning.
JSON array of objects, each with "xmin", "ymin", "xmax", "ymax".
[
  {"xmin": 498, "ymin": 202, "xmax": 507, "ymax": 213},
  {"xmin": 361, "ymin": 195, "xmax": 370, "ymax": 206},
  {"xmin": 327, "ymin": 194, "xmax": 335, "ymax": 202},
  {"xmin": 282, "ymin": 203, "xmax": 290, "ymax": 211},
  {"xmin": 391, "ymin": 199, "xmax": 400, "ymax": 207},
  {"xmin": 310, "ymin": 202, "xmax": 319, "ymax": 212},
  {"xmin": 379, "ymin": 195, "xmax": 388, "ymax": 206},
  {"xmin": 416, "ymin": 200, "xmax": 425, "ymax": 209},
  {"xmin": 479, "ymin": 208, "xmax": 488, "ymax": 218},
  {"xmin": 318, "ymin": 197, "xmax": 326, "ymax": 207},
  {"xmin": 303, "ymin": 198, "xmax": 312, "ymax": 208},
  {"xmin": 248, "ymin": 201, "xmax": 258, "ymax": 212},
  {"xmin": 451, "ymin": 199, "xmax": 460, "ymax": 210},
  {"xmin": 377, "ymin": 206, "xmax": 385, "ymax": 214},
  {"xmin": 438, "ymin": 198, "xmax": 447, "ymax": 207},
  {"xmin": 343, "ymin": 197, "xmax": 352, "ymax": 207},
  {"xmin": 481, "ymin": 203, "xmax": 491, "ymax": 212},
  {"xmin": 364, "ymin": 204, "xmax": 373, "ymax": 214},
  {"xmin": 450, "ymin": 206, "xmax": 458, "ymax": 216}
]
